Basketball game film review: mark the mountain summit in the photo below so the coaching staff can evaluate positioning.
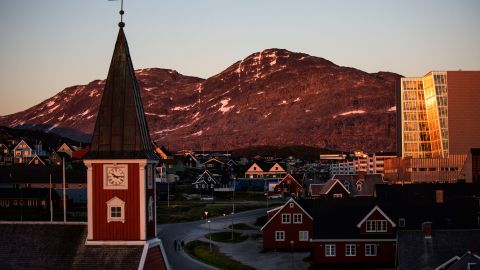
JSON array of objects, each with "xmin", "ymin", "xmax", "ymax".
[{"xmin": 0, "ymin": 49, "xmax": 400, "ymax": 152}]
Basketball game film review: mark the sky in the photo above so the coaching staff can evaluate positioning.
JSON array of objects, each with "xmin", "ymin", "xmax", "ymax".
[{"xmin": 0, "ymin": 0, "xmax": 479, "ymax": 116}]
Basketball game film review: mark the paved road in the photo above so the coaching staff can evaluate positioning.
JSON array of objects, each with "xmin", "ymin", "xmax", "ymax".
[{"xmin": 157, "ymin": 208, "xmax": 267, "ymax": 270}]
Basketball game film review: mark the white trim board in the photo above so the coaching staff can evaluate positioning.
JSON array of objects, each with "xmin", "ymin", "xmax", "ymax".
[
  {"xmin": 356, "ymin": 205, "xmax": 396, "ymax": 228},
  {"xmin": 311, "ymin": 238, "xmax": 397, "ymax": 243},
  {"xmin": 261, "ymin": 198, "xmax": 313, "ymax": 231},
  {"xmin": 323, "ymin": 179, "xmax": 351, "ymax": 195}
]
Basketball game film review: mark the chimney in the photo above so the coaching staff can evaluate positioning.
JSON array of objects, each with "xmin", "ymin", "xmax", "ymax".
[
  {"xmin": 435, "ymin": 189, "xmax": 444, "ymax": 203},
  {"xmin": 422, "ymin": 222, "xmax": 432, "ymax": 239}
]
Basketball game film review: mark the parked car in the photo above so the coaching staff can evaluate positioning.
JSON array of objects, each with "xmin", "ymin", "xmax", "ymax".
[
  {"xmin": 200, "ymin": 196, "xmax": 215, "ymax": 201},
  {"xmin": 268, "ymin": 194, "xmax": 283, "ymax": 199}
]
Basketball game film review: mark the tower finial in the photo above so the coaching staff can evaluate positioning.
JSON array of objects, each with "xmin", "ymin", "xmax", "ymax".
[{"xmin": 109, "ymin": 0, "xmax": 125, "ymax": 27}]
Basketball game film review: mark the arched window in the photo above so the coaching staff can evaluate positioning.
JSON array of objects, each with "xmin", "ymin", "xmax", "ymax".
[{"xmin": 106, "ymin": 197, "xmax": 125, "ymax": 223}]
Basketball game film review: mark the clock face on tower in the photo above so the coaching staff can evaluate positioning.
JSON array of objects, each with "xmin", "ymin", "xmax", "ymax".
[{"xmin": 104, "ymin": 164, "xmax": 128, "ymax": 189}]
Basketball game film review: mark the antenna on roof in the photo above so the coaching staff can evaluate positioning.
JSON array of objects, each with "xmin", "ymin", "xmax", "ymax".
[{"xmin": 109, "ymin": 0, "xmax": 125, "ymax": 27}]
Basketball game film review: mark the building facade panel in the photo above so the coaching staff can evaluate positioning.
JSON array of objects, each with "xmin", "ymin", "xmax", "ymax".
[{"xmin": 92, "ymin": 163, "xmax": 140, "ymax": 240}]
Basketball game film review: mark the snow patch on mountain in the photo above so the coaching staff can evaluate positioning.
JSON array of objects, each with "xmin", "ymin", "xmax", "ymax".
[
  {"xmin": 334, "ymin": 110, "xmax": 366, "ymax": 118},
  {"xmin": 46, "ymin": 101, "xmax": 56, "ymax": 107},
  {"xmin": 172, "ymin": 103, "xmax": 195, "ymax": 111},
  {"xmin": 192, "ymin": 130, "xmax": 203, "ymax": 136},
  {"xmin": 48, "ymin": 105, "xmax": 60, "ymax": 113},
  {"xmin": 293, "ymin": 97, "xmax": 301, "ymax": 102},
  {"xmin": 80, "ymin": 110, "xmax": 90, "ymax": 117},
  {"xmin": 388, "ymin": 106, "xmax": 396, "ymax": 112},
  {"xmin": 46, "ymin": 123, "xmax": 59, "ymax": 132},
  {"xmin": 143, "ymin": 87, "xmax": 156, "ymax": 92},
  {"xmin": 218, "ymin": 98, "xmax": 234, "ymax": 113},
  {"xmin": 154, "ymin": 123, "xmax": 192, "ymax": 134}
]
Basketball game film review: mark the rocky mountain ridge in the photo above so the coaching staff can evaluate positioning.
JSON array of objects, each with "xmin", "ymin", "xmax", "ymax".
[{"xmin": 0, "ymin": 49, "xmax": 401, "ymax": 153}]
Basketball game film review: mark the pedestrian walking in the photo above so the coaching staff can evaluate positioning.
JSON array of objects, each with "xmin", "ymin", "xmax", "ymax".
[
  {"xmin": 173, "ymin": 240, "xmax": 177, "ymax": 252},
  {"xmin": 181, "ymin": 240, "xmax": 185, "ymax": 250}
]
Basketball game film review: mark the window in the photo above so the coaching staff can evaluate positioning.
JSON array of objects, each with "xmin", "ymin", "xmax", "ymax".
[
  {"xmin": 346, "ymin": 244, "xmax": 356, "ymax": 256},
  {"xmin": 325, "ymin": 244, "xmax": 336, "ymax": 257},
  {"xmin": 13, "ymin": 200, "xmax": 17, "ymax": 206},
  {"xmin": 275, "ymin": 231, "xmax": 285, "ymax": 241},
  {"xmin": 333, "ymin": 193, "xmax": 343, "ymax": 198},
  {"xmin": 111, "ymin": 207, "xmax": 122, "ymax": 217},
  {"xmin": 289, "ymin": 203, "xmax": 294, "ymax": 208},
  {"xmin": 366, "ymin": 220, "xmax": 388, "ymax": 232},
  {"xmin": 365, "ymin": 244, "xmax": 377, "ymax": 256},
  {"xmin": 293, "ymin": 214, "xmax": 302, "ymax": 224},
  {"xmin": 107, "ymin": 197, "xmax": 125, "ymax": 223},
  {"xmin": 299, "ymin": 231, "xmax": 308, "ymax": 241},
  {"xmin": 281, "ymin": 214, "xmax": 291, "ymax": 224}
]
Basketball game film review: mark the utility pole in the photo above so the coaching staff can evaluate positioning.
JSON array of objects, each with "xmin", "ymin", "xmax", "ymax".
[
  {"xmin": 50, "ymin": 174, "xmax": 53, "ymax": 222},
  {"xmin": 63, "ymin": 157, "xmax": 66, "ymax": 223},
  {"xmin": 231, "ymin": 177, "xmax": 236, "ymax": 240}
]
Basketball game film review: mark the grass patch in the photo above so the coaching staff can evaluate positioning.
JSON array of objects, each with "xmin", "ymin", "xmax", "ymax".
[
  {"xmin": 157, "ymin": 201, "xmax": 266, "ymax": 223},
  {"xmin": 227, "ymin": 223, "xmax": 256, "ymax": 230},
  {"xmin": 185, "ymin": 240, "xmax": 254, "ymax": 270},
  {"xmin": 206, "ymin": 231, "xmax": 248, "ymax": 243}
]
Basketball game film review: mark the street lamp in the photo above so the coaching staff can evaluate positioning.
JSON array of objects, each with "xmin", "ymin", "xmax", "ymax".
[
  {"xmin": 207, "ymin": 220, "xmax": 212, "ymax": 252},
  {"xmin": 290, "ymin": 240, "xmax": 295, "ymax": 269},
  {"xmin": 231, "ymin": 177, "xmax": 236, "ymax": 240},
  {"xmin": 204, "ymin": 211, "xmax": 208, "ymax": 223}
]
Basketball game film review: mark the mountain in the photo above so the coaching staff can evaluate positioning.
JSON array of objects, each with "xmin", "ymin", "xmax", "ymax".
[{"xmin": 0, "ymin": 49, "xmax": 401, "ymax": 153}]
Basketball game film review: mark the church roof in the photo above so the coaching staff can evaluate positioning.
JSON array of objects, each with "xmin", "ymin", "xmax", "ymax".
[
  {"xmin": 86, "ymin": 27, "xmax": 158, "ymax": 160},
  {"xmin": 0, "ymin": 223, "xmax": 147, "ymax": 270}
]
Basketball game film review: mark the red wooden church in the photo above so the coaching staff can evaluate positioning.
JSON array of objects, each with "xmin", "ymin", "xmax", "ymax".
[{"xmin": 0, "ymin": 10, "xmax": 169, "ymax": 270}]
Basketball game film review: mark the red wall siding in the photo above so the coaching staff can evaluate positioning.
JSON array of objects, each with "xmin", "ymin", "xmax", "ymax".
[
  {"xmin": 312, "ymin": 241, "xmax": 396, "ymax": 265},
  {"xmin": 263, "ymin": 202, "xmax": 312, "ymax": 250},
  {"xmin": 92, "ymin": 163, "xmax": 140, "ymax": 240}
]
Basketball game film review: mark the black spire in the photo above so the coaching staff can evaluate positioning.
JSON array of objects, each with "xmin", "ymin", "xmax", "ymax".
[{"xmin": 86, "ymin": 27, "xmax": 159, "ymax": 160}]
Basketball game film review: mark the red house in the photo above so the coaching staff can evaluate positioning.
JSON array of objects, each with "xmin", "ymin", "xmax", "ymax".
[
  {"xmin": 261, "ymin": 198, "xmax": 313, "ymax": 250},
  {"xmin": 311, "ymin": 199, "xmax": 397, "ymax": 267},
  {"xmin": 273, "ymin": 174, "xmax": 304, "ymax": 197}
]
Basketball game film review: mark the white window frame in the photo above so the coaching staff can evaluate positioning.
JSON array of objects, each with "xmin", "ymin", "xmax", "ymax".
[
  {"xmin": 275, "ymin": 231, "xmax": 285, "ymax": 241},
  {"xmin": 106, "ymin": 197, "xmax": 125, "ymax": 223},
  {"xmin": 325, "ymin": 244, "xmax": 336, "ymax": 257},
  {"xmin": 289, "ymin": 202, "xmax": 294, "ymax": 208},
  {"xmin": 346, "ymin": 244, "xmax": 356, "ymax": 256},
  {"xmin": 365, "ymin": 244, "xmax": 377, "ymax": 256},
  {"xmin": 333, "ymin": 193, "xmax": 343, "ymax": 198},
  {"xmin": 281, "ymin": 213, "xmax": 291, "ymax": 224},
  {"xmin": 299, "ymin": 231, "xmax": 308, "ymax": 241},
  {"xmin": 293, "ymin": 213, "xmax": 302, "ymax": 224},
  {"xmin": 366, "ymin": 220, "xmax": 388, "ymax": 232}
]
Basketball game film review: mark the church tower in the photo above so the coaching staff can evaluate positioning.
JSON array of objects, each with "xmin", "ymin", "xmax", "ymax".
[{"xmin": 83, "ymin": 18, "xmax": 160, "ymax": 243}]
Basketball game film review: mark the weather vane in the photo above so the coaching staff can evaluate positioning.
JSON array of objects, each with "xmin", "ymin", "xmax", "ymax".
[{"xmin": 109, "ymin": 0, "xmax": 125, "ymax": 27}]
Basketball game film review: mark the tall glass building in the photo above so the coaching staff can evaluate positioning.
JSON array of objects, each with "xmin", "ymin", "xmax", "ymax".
[{"xmin": 401, "ymin": 72, "xmax": 448, "ymax": 158}]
